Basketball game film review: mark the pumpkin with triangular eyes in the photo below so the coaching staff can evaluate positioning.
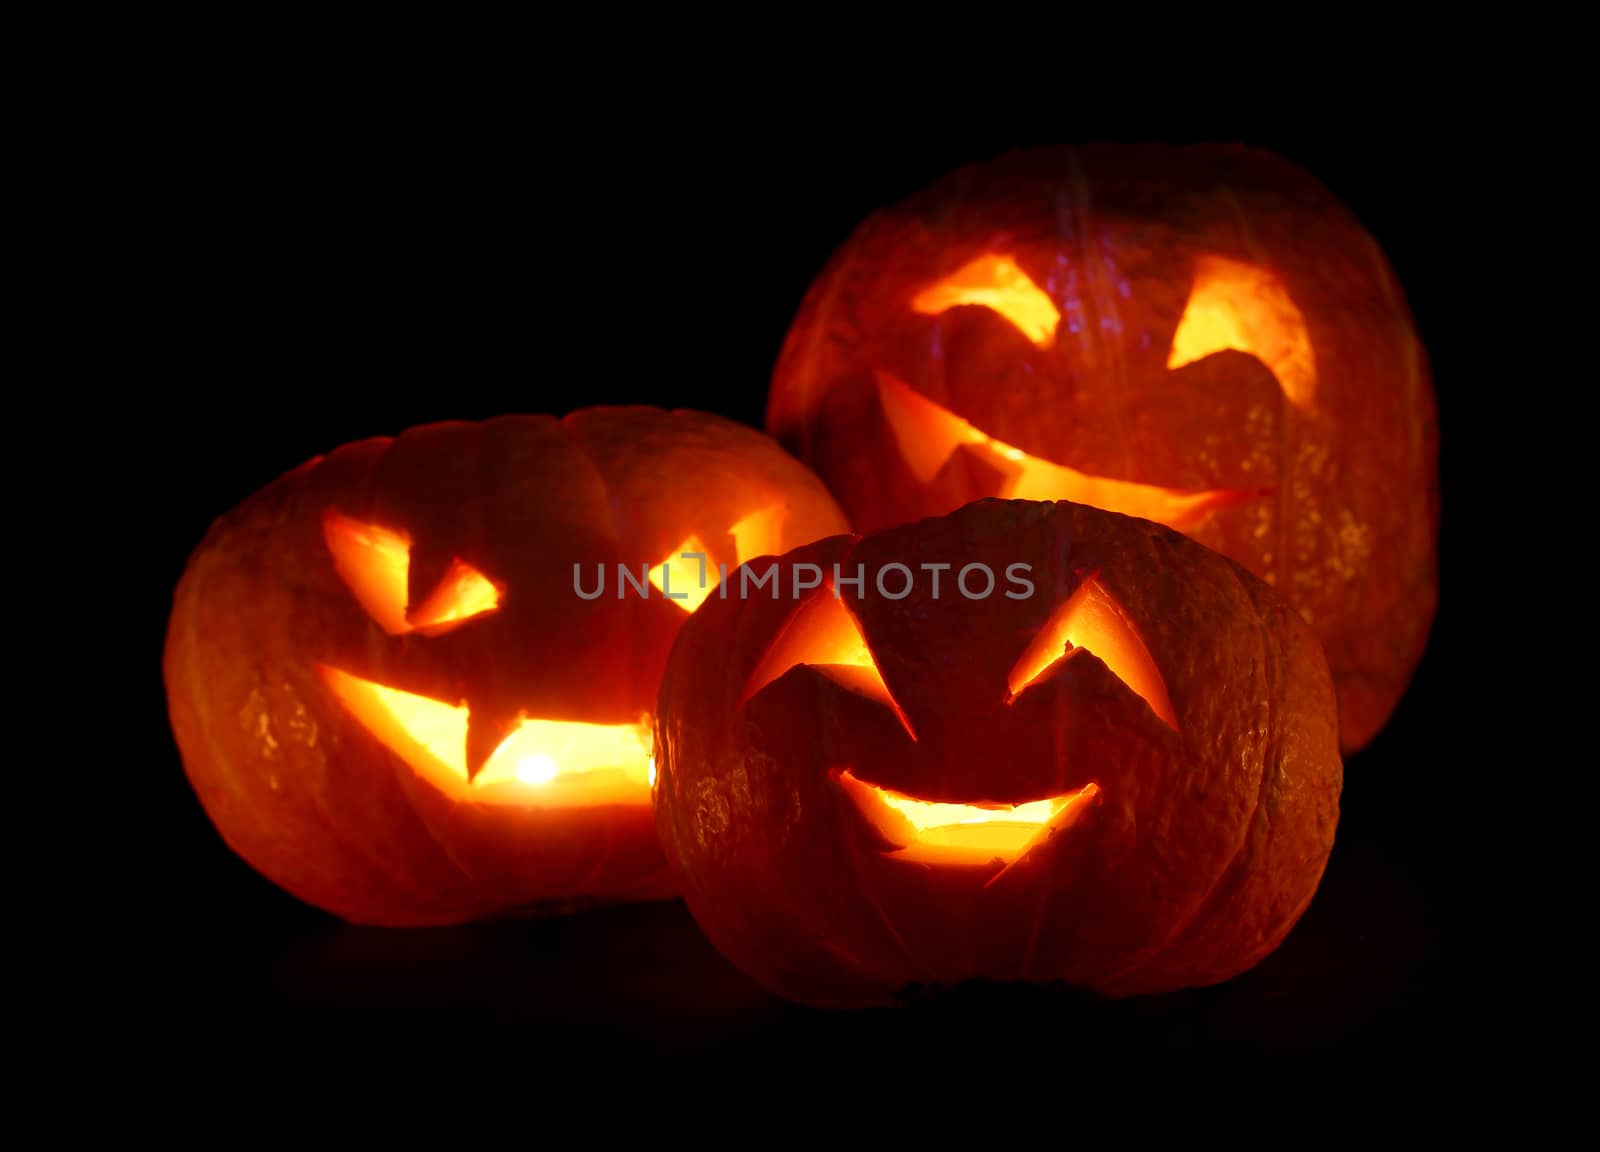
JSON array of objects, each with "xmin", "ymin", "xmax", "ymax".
[
  {"xmin": 652, "ymin": 498, "xmax": 1342, "ymax": 1008},
  {"xmin": 164, "ymin": 408, "xmax": 849, "ymax": 926},
  {"xmin": 767, "ymin": 143, "xmax": 1438, "ymax": 752}
]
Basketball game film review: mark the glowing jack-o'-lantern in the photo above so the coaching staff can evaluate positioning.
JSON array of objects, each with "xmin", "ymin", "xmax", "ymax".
[
  {"xmin": 653, "ymin": 498, "xmax": 1342, "ymax": 1007},
  {"xmin": 768, "ymin": 144, "xmax": 1438, "ymax": 750},
  {"xmin": 164, "ymin": 409, "xmax": 848, "ymax": 926}
]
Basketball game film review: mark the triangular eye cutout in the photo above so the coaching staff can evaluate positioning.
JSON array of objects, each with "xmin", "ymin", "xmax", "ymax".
[
  {"xmin": 1007, "ymin": 576, "xmax": 1178, "ymax": 730},
  {"xmin": 407, "ymin": 558, "xmax": 501, "ymax": 636},
  {"xmin": 1166, "ymin": 255, "xmax": 1315, "ymax": 408},
  {"xmin": 323, "ymin": 509, "xmax": 501, "ymax": 637},
  {"xmin": 729, "ymin": 504, "xmax": 787, "ymax": 566},
  {"xmin": 650, "ymin": 504, "xmax": 792, "ymax": 615},
  {"xmin": 742, "ymin": 584, "xmax": 916, "ymax": 739},
  {"xmin": 650, "ymin": 535, "xmax": 715, "ymax": 613},
  {"xmin": 910, "ymin": 254, "xmax": 1061, "ymax": 347}
]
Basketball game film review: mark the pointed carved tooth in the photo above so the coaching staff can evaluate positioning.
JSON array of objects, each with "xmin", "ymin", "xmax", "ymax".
[{"xmin": 465, "ymin": 703, "xmax": 524, "ymax": 784}]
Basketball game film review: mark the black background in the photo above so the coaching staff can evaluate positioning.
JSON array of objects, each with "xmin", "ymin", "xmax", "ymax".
[{"xmin": 125, "ymin": 96, "xmax": 1480, "ymax": 1077}]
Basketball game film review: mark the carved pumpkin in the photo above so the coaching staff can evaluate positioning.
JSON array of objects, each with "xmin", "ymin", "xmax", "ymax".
[
  {"xmin": 164, "ymin": 409, "xmax": 849, "ymax": 926},
  {"xmin": 767, "ymin": 143, "xmax": 1438, "ymax": 750},
  {"xmin": 653, "ymin": 498, "xmax": 1341, "ymax": 1007}
]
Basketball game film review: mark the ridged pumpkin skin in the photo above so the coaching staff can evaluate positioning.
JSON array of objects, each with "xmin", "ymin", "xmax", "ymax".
[
  {"xmin": 767, "ymin": 144, "xmax": 1438, "ymax": 752},
  {"xmin": 654, "ymin": 499, "xmax": 1342, "ymax": 1007},
  {"xmin": 164, "ymin": 409, "xmax": 849, "ymax": 926}
]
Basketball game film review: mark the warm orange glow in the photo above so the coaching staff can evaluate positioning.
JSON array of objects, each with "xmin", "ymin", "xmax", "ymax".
[
  {"xmin": 323, "ymin": 509, "xmax": 500, "ymax": 635},
  {"xmin": 1008, "ymin": 577, "xmax": 1177, "ymax": 729},
  {"xmin": 729, "ymin": 504, "xmax": 787, "ymax": 566},
  {"xmin": 875, "ymin": 371, "xmax": 986, "ymax": 488},
  {"xmin": 323, "ymin": 510, "xmax": 413, "ymax": 635},
  {"xmin": 649, "ymin": 509, "xmax": 793, "ymax": 615},
  {"xmin": 744, "ymin": 584, "xmax": 915, "ymax": 738},
  {"xmin": 1167, "ymin": 255, "xmax": 1315, "ymax": 407},
  {"xmin": 408, "ymin": 558, "xmax": 502, "ymax": 635},
  {"xmin": 911, "ymin": 254, "xmax": 1061, "ymax": 347},
  {"xmin": 319, "ymin": 665, "xmax": 652, "ymax": 807},
  {"xmin": 650, "ymin": 535, "xmax": 713, "ymax": 613},
  {"xmin": 838, "ymin": 769, "xmax": 1100, "ymax": 866},
  {"xmin": 877, "ymin": 373, "xmax": 1250, "ymax": 530}
]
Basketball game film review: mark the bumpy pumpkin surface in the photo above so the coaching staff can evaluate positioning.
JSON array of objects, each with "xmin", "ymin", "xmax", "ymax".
[
  {"xmin": 654, "ymin": 498, "xmax": 1342, "ymax": 1006},
  {"xmin": 768, "ymin": 143, "xmax": 1437, "ymax": 750},
  {"xmin": 165, "ymin": 408, "xmax": 849, "ymax": 925}
]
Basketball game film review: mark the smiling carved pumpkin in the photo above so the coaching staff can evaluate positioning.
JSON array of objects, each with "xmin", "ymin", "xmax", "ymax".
[
  {"xmin": 653, "ymin": 498, "xmax": 1342, "ymax": 1007},
  {"xmin": 164, "ymin": 409, "xmax": 848, "ymax": 926},
  {"xmin": 767, "ymin": 143, "xmax": 1438, "ymax": 751}
]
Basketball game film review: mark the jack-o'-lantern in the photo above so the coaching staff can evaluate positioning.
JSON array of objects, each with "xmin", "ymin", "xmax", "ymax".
[
  {"xmin": 164, "ymin": 409, "xmax": 849, "ymax": 926},
  {"xmin": 767, "ymin": 144, "xmax": 1438, "ymax": 750},
  {"xmin": 653, "ymin": 498, "xmax": 1341, "ymax": 1007}
]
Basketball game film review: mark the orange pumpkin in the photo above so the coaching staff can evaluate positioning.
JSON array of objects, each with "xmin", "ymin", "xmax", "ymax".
[
  {"xmin": 767, "ymin": 144, "xmax": 1438, "ymax": 750},
  {"xmin": 164, "ymin": 409, "xmax": 849, "ymax": 926},
  {"xmin": 653, "ymin": 498, "xmax": 1342, "ymax": 1007}
]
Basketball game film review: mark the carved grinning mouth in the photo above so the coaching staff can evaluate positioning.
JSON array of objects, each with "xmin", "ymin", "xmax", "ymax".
[
  {"xmin": 743, "ymin": 573, "xmax": 1174, "ymax": 870},
  {"xmin": 876, "ymin": 371, "xmax": 1255, "ymax": 531},
  {"xmin": 836, "ymin": 768, "xmax": 1101, "ymax": 871},
  {"xmin": 318, "ymin": 666, "xmax": 655, "ymax": 808}
]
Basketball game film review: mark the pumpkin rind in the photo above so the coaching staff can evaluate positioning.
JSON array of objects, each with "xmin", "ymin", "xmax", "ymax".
[
  {"xmin": 164, "ymin": 408, "xmax": 849, "ymax": 926},
  {"xmin": 653, "ymin": 498, "xmax": 1342, "ymax": 1006},
  {"xmin": 767, "ymin": 143, "xmax": 1438, "ymax": 751}
]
